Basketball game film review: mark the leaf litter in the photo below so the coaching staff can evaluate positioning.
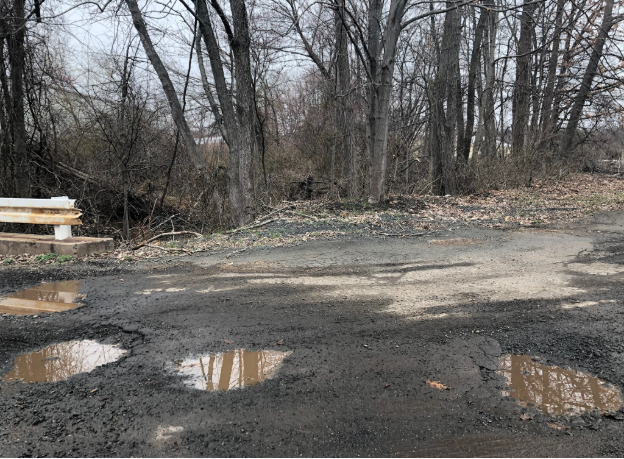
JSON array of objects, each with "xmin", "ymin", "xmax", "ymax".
[{"xmin": 3, "ymin": 173, "xmax": 624, "ymax": 266}]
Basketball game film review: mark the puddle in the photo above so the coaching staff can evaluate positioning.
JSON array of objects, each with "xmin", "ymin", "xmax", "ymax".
[
  {"xmin": 0, "ymin": 281, "xmax": 84, "ymax": 315},
  {"xmin": 3, "ymin": 340, "xmax": 127, "ymax": 383},
  {"xmin": 174, "ymin": 349, "xmax": 291, "ymax": 391},
  {"xmin": 498, "ymin": 354, "xmax": 622, "ymax": 415}
]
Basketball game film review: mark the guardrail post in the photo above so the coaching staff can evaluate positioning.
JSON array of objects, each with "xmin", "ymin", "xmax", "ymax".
[{"xmin": 52, "ymin": 196, "xmax": 72, "ymax": 240}]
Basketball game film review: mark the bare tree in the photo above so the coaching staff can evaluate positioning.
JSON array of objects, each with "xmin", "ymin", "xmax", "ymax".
[
  {"xmin": 512, "ymin": 0, "xmax": 537, "ymax": 156},
  {"xmin": 125, "ymin": 0, "xmax": 257, "ymax": 225},
  {"xmin": 1, "ymin": 0, "xmax": 29, "ymax": 197},
  {"xmin": 429, "ymin": 0, "xmax": 462, "ymax": 196},
  {"xmin": 561, "ymin": 0, "xmax": 618, "ymax": 153},
  {"xmin": 193, "ymin": 0, "xmax": 257, "ymax": 224}
]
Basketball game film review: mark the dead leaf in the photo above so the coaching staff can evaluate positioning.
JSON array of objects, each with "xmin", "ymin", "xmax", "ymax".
[
  {"xmin": 89, "ymin": 388, "xmax": 98, "ymax": 394},
  {"xmin": 426, "ymin": 379, "xmax": 450, "ymax": 390},
  {"xmin": 520, "ymin": 413, "xmax": 533, "ymax": 421},
  {"xmin": 119, "ymin": 279, "xmax": 125, "ymax": 282},
  {"xmin": 547, "ymin": 422, "xmax": 570, "ymax": 431},
  {"xmin": 384, "ymin": 384, "xmax": 390, "ymax": 389}
]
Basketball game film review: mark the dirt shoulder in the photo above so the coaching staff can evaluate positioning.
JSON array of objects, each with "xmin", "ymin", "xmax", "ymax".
[{"xmin": 2, "ymin": 173, "xmax": 623, "ymax": 268}]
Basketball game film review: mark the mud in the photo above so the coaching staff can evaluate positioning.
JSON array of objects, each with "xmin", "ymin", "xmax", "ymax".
[{"xmin": 2, "ymin": 213, "xmax": 624, "ymax": 456}]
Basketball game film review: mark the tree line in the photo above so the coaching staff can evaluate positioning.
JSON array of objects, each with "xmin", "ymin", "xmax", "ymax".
[{"xmin": 1, "ymin": 0, "xmax": 623, "ymax": 235}]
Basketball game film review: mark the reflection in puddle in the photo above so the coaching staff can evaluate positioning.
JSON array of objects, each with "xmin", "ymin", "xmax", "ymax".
[
  {"xmin": 3, "ymin": 340, "xmax": 127, "ymax": 383},
  {"xmin": 0, "ymin": 281, "xmax": 84, "ymax": 316},
  {"xmin": 174, "ymin": 349, "xmax": 291, "ymax": 391},
  {"xmin": 499, "ymin": 354, "xmax": 622, "ymax": 415}
]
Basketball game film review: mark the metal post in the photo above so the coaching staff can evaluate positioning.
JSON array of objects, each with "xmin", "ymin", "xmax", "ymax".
[{"xmin": 52, "ymin": 197, "xmax": 72, "ymax": 240}]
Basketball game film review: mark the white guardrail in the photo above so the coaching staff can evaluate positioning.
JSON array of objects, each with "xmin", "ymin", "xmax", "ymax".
[{"xmin": 0, "ymin": 196, "xmax": 82, "ymax": 240}]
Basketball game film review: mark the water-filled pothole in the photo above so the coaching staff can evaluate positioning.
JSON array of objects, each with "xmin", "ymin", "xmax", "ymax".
[
  {"xmin": 498, "ymin": 354, "xmax": 622, "ymax": 415},
  {"xmin": 3, "ymin": 340, "xmax": 127, "ymax": 383},
  {"xmin": 0, "ymin": 280, "xmax": 84, "ymax": 316},
  {"xmin": 174, "ymin": 349, "xmax": 291, "ymax": 391}
]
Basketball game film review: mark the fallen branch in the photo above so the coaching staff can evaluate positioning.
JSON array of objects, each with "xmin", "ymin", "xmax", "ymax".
[
  {"xmin": 373, "ymin": 231, "xmax": 426, "ymax": 238},
  {"xmin": 228, "ymin": 218, "xmax": 278, "ymax": 234},
  {"xmin": 145, "ymin": 244, "xmax": 192, "ymax": 254},
  {"xmin": 133, "ymin": 231, "xmax": 201, "ymax": 250},
  {"xmin": 261, "ymin": 204, "xmax": 319, "ymax": 221}
]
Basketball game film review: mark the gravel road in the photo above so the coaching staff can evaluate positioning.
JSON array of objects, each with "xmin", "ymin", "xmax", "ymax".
[{"xmin": 2, "ymin": 212, "xmax": 624, "ymax": 456}]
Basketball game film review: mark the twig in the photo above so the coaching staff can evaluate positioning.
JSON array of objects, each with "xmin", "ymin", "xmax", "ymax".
[
  {"xmin": 146, "ymin": 244, "xmax": 192, "ymax": 254},
  {"xmin": 260, "ymin": 204, "xmax": 294, "ymax": 218},
  {"xmin": 150, "ymin": 214, "xmax": 177, "ymax": 233},
  {"xmin": 133, "ymin": 231, "xmax": 201, "ymax": 250},
  {"xmin": 284, "ymin": 209, "xmax": 319, "ymax": 220},
  {"xmin": 228, "ymin": 218, "xmax": 278, "ymax": 234}
]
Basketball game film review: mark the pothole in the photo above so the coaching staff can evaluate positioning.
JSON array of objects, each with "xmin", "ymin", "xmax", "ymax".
[
  {"xmin": 0, "ymin": 280, "xmax": 85, "ymax": 316},
  {"xmin": 174, "ymin": 349, "xmax": 291, "ymax": 391},
  {"xmin": 2, "ymin": 340, "xmax": 128, "ymax": 383},
  {"xmin": 498, "ymin": 354, "xmax": 622, "ymax": 416}
]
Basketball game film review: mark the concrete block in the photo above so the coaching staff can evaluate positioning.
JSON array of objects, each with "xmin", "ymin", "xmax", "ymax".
[{"xmin": 0, "ymin": 233, "xmax": 115, "ymax": 257}]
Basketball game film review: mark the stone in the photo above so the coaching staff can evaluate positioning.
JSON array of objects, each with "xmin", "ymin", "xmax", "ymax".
[{"xmin": 0, "ymin": 233, "xmax": 114, "ymax": 257}]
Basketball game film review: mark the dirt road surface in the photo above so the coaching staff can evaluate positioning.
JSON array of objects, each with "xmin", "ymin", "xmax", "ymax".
[{"xmin": 3, "ymin": 212, "xmax": 624, "ymax": 456}]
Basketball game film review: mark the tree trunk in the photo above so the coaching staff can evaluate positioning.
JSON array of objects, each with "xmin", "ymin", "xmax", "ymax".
[
  {"xmin": 539, "ymin": 0, "xmax": 564, "ymax": 143},
  {"xmin": 462, "ymin": 4, "xmax": 487, "ymax": 162},
  {"xmin": 195, "ymin": 0, "xmax": 257, "ymax": 225},
  {"xmin": 560, "ymin": 0, "xmax": 615, "ymax": 154},
  {"xmin": 512, "ymin": 0, "xmax": 537, "ymax": 156},
  {"xmin": 230, "ymin": 0, "xmax": 257, "ymax": 222},
  {"xmin": 429, "ymin": 0, "xmax": 461, "ymax": 196},
  {"xmin": 7, "ymin": 0, "xmax": 29, "ymax": 197},
  {"xmin": 122, "ymin": 167, "xmax": 129, "ymax": 239},
  {"xmin": 482, "ymin": 0, "xmax": 497, "ymax": 159},
  {"xmin": 367, "ymin": 0, "xmax": 407, "ymax": 204},
  {"xmin": 0, "ymin": 29, "xmax": 13, "ymax": 188},
  {"xmin": 551, "ymin": 3, "xmax": 578, "ymax": 132},
  {"xmin": 334, "ymin": 3, "xmax": 356, "ymax": 198},
  {"xmin": 194, "ymin": 0, "xmax": 256, "ymax": 225},
  {"xmin": 456, "ymin": 77, "xmax": 465, "ymax": 161}
]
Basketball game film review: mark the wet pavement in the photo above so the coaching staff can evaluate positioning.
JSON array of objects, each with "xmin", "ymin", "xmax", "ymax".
[{"xmin": 2, "ymin": 213, "xmax": 624, "ymax": 456}]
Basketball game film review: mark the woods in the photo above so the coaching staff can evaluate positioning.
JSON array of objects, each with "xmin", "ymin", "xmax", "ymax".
[{"xmin": 1, "ymin": 0, "xmax": 624, "ymax": 236}]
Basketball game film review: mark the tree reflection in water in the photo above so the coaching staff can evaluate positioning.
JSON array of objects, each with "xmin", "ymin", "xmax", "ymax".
[
  {"xmin": 174, "ymin": 349, "xmax": 291, "ymax": 391},
  {"xmin": 0, "ymin": 280, "xmax": 84, "ymax": 315},
  {"xmin": 499, "ymin": 354, "xmax": 622, "ymax": 415},
  {"xmin": 3, "ymin": 340, "xmax": 128, "ymax": 383}
]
